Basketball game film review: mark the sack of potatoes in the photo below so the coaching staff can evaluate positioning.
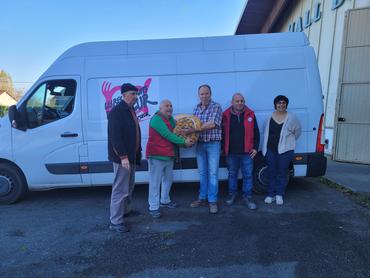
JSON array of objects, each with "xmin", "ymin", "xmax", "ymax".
[{"xmin": 173, "ymin": 114, "xmax": 202, "ymax": 144}]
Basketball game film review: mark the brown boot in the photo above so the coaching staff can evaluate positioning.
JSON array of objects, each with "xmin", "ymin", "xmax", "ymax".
[
  {"xmin": 209, "ymin": 202, "xmax": 218, "ymax": 214},
  {"xmin": 190, "ymin": 199, "xmax": 208, "ymax": 208}
]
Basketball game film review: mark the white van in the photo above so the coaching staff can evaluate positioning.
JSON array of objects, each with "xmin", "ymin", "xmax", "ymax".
[{"xmin": 0, "ymin": 32, "xmax": 326, "ymax": 204}]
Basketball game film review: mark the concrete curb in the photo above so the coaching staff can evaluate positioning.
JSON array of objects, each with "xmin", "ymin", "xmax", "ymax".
[{"xmin": 319, "ymin": 176, "xmax": 370, "ymax": 209}]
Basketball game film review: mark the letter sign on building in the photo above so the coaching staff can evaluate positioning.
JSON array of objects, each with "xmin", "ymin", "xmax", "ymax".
[
  {"xmin": 312, "ymin": 2, "xmax": 322, "ymax": 22},
  {"xmin": 289, "ymin": 1, "xmax": 347, "ymax": 32},
  {"xmin": 303, "ymin": 10, "xmax": 312, "ymax": 28},
  {"xmin": 332, "ymin": 0, "xmax": 345, "ymax": 10}
]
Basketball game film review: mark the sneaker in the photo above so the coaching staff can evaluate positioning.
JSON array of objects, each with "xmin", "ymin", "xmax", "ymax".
[
  {"xmin": 276, "ymin": 195, "xmax": 284, "ymax": 205},
  {"xmin": 160, "ymin": 201, "xmax": 177, "ymax": 209},
  {"xmin": 109, "ymin": 223, "xmax": 129, "ymax": 233},
  {"xmin": 190, "ymin": 199, "xmax": 208, "ymax": 208},
  {"xmin": 149, "ymin": 210, "xmax": 161, "ymax": 218},
  {"xmin": 244, "ymin": 196, "xmax": 257, "ymax": 210},
  {"xmin": 209, "ymin": 202, "xmax": 218, "ymax": 214},
  {"xmin": 225, "ymin": 193, "xmax": 237, "ymax": 206},
  {"xmin": 264, "ymin": 196, "xmax": 276, "ymax": 204}
]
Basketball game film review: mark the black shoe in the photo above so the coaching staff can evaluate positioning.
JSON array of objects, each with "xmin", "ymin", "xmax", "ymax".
[
  {"xmin": 149, "ymin": 210, "xmax": 161, "ymax": 218},
  {"xmin": 109, "ymin": 223, "xmax": 129, "ymax": 233},
  {"xmin": 226, "ymin": 193, "xmax": 237, "ymax": 206},
  {"xmin": 160, "ymin": 201, "xmax": 177, "ymax": 209},
  {"xmin": 209, "ymin": 202, "xmax": 219, "ymax": 214},
  {"xmin": 244, "ymin": 196, "xmax": 257, "ymax": 210}
]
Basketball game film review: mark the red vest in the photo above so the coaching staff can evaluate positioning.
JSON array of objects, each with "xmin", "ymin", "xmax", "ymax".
[
  {"xmin": 222, "ymin": 106, "xmax": 255, "ymax": 156},
  {"xmin": 146, "ymin": 113, "xmax": 175, "ymax": 157}
]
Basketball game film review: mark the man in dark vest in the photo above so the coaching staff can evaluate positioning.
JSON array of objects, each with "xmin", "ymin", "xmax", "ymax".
[
  {"xmin": 107, "ymin": 83, "xmax": 142, "ymax": 233},
  {"xmin": 222, "ymin": 93, "xmax": 260, "ymax": 210},
  {"xmin": 146, "ymin": 99, "xmax": 193, "ymax": 218}
]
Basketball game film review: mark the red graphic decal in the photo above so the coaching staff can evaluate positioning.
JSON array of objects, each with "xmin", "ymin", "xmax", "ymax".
[{"xmin": 102, "ymin": 78, "xmax": 158, "ymax": 120}]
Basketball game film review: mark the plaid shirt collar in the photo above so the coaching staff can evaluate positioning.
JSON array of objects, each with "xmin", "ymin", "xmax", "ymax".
[{"xmin": 196, "ymin": 100, "xmax": 215, "ymax": 109}]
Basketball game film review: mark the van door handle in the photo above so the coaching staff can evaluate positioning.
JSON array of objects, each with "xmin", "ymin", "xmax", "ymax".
[
  {"xmin": 61, "ymin": 132, "xmax": 78, "ymax": 138},
  {"xmin": 338, "ymin": 117, "xmax": 346, "ymax": 122}
]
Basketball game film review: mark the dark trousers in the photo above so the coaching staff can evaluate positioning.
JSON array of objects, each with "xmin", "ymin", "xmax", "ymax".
[{"xmin": 266, "ymin": 149, "xmax": 293, "ymax": 197}]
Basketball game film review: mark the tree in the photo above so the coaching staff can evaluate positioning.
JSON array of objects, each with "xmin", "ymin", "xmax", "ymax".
[
  {"xmin": 0, "ymin": 70, "xmax": 15, "ymax": 97},
  {"xmin": 0, "ymin": 106, "xmax": 9, "ymax": 117},
  {"xmin": 0, "ymin": 69, "xmax": 26, "ymax": 101},
  {"xmin": 13, "ymin": 87, "xmax": 25, "ymax": 101}
]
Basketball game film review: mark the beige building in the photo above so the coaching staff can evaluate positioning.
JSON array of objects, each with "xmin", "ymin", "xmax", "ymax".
[
  {"xmin": 0, "ymin": 92, "xmax": 17, "ymax": 106},
  {"xmin": 236, "ymin": 0, "xmax": 370, "ymax": 164}
]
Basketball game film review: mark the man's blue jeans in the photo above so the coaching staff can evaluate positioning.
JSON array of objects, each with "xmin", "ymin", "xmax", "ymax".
[
  {"xmin": 196, "ymin": 141, "xmax": 221, "ymax": 203},
  {"xmin": 226, "ymin": 153, "xmax": 253, "ymax": 197},
  {"xmin": 266, "ymin": 149, "xmax": 294, "ymax": 197}
]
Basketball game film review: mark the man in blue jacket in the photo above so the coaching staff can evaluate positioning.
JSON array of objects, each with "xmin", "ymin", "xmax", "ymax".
[{"xmin": 107, "ymin": 83, "xmax": 142, "ymax": 233}]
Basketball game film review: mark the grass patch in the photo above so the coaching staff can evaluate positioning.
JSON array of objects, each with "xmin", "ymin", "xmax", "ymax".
[{"xmin": 319, "ymin": 177, "xmax": 370, "ymax": 209}]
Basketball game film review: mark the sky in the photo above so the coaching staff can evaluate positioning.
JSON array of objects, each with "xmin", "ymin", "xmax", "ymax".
[{"xmin": 0, "ymin": 0, "xmax": 246, "ymax": 90}]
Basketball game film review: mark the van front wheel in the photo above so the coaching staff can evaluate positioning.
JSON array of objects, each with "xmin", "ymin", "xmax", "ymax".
[{"xmin": 0, "ymin": 163, "xmax": 27, "ymax": 205}]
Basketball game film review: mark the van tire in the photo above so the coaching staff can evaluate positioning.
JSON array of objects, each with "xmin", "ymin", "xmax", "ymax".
[
  {"xmin": 0, "ymin": 163, "xmax": 27, "ymax": 205},
  {"xmin": 253, "ymin": 156, "xmax": 269, "ymax": 194},
  {"xmin": 253, "ymin": 156, "xmax": 293, "ymax": 194}
]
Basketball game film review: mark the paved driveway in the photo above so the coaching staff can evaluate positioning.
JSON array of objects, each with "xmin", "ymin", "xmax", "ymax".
[{"xmin": 1, "ymin": 178, "xmax": 369, "ymax": 277}]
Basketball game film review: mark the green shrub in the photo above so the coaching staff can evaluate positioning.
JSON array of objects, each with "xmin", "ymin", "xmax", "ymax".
[{"xmin": 0, "ymin": 106, "xmax": 9, "ymax": 117}]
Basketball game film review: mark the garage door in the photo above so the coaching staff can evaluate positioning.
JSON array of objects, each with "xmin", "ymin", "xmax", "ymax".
[{"xmin": 334, "ymin": 7, "xmax": 370, "ymax": 164}]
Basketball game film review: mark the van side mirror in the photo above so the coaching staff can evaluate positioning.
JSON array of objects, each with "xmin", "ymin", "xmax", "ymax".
[{"xmin": 8, "ymin": 105, "xmax": 27, "ymax": 131}]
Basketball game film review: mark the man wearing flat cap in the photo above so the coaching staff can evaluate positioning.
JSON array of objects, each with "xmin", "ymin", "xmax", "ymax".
[{"xmin": 107, "ymin": 83, "xmax": 142, "ymax": 233}]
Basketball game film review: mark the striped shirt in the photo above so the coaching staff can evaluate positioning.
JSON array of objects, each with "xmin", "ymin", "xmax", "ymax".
[{"xmin": 193, "ymin": 100, "xmax": 222, "ymax": 142}]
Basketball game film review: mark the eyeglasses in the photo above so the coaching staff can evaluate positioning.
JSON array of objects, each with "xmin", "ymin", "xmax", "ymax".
[{"xmin": 277, "ymin": 101, "xmax": 287, "ymax": 105}]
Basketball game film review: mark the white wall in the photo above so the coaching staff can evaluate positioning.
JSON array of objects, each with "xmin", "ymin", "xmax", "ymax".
[
  {"xmin": 276, "ymin": 0, "xmax": 370, "ymax": 154},
  {"xmin": 355, "ymin": 0, "xmax": 370, "ymax": 7},
  {"xmin": 0, "ymin": 93, "xmax": 17, "ymax": 106}
]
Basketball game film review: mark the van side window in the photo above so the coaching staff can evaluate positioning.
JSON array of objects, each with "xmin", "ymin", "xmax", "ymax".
[{"xmin": 26, "ymin": 79, "xmax": 76, "ymax": 129}]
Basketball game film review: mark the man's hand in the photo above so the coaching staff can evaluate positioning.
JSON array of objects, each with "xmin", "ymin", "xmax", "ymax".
[
  {"xmin": 201, "ymin": 121, "xmax": 215, "ymax": 131},
  {"xmin": 249, "ymin": 149, "xmax": 257, "ymax": 159},
  {"xmin": 121, "ymin": 158, "xmax": 130, "ymax": 170},
  {"xmin": 180, "ymin": 127, "xmax": 196, "ymax": 135},
  {"xmin": 185, "ymin": 138, "xmax": 194, "ymax": 147}
]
